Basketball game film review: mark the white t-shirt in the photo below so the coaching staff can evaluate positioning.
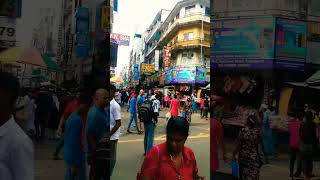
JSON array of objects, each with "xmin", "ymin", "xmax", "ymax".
[{"xmin": 110, "ymin": 99, "xmax": 121, "ymax": 140}]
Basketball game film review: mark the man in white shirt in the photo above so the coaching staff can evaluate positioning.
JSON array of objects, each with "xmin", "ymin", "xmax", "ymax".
[
  {"xmin": 109, "ymin": 85, "xmax": 121, "ymax": 177},
  {"xmin": 0, "ymin": 72, "xmax": 34, "ymax": 180}
]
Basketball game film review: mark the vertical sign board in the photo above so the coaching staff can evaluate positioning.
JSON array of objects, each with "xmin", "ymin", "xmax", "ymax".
[
  {"xmin": 307, "ymin": 22, "xmax": 320, "ymax": 65},
  {"xmin": 212, "ymin": 17, "xmax": 275, "ymax": 69},
  {"xmin": 110, "ymin": 43, "xmax": 118, "ymax": 67},
  {"xmin": 101, "ymin": 5, "xmax": 110, "ymax": 32},
  {"xmin": 275, "ymin": 18, "xmax": 307, "ymax": 70},
  {"xmin": 133, "ymin": 64, "xmax": 139, "ymax": 81},
  {"xmin": 195, "ymin": 67, "xmax": 207, "ymax": 84},
  {"xmin": 0, "ymin": 17, "xmax": 16, "ymax": 48},
  {"xmin": 75, "ymin": 7, "xmax": 90, "ymax": 58},
  {"xmin": 155, "ymin": 50, "xmax": 160, "ymax": 71}
]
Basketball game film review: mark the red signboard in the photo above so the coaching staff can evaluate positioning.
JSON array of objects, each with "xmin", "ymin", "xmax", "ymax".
[{"xmin": 110, "ymin": 33, "xmax": 130, "ymax": 46}]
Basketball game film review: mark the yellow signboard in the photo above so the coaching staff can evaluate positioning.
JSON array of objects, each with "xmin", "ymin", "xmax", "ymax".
[
  {"xmin": 141, "ymin": 64, "xmax": 155, "ymax": 73},
  {"xmin": 101, "ymin": 6, "xmax": 110, "ymax": 30}
]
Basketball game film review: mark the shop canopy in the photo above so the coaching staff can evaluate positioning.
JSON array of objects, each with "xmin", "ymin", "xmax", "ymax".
[
  {"xmin": 41, "ymin": 54, "xmax": 61, "ymax": 72},
  {"xmin": 0, "ymin": 47, "xmax": 47, "ymax": 68},
  {"xmin": 286, "ymin": 71, "xmax": 320, "ymax": 90}
]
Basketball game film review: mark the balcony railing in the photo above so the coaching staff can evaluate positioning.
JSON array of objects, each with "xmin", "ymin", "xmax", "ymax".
[
  {"xmin": 172, "ymin": 38, "xmax": 210, "ymax": 50},
  {"xmin": 159, "ymin": 13, "xmax": 210, "ymax": 44},
  {"xmin": 145, "ymin": 22, "xmax": 162, "ymax": 43}
]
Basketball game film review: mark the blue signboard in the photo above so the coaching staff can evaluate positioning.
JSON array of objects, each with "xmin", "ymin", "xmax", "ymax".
[
  {"xmin": 275, "ymin": 18, "xmax": 307, "ymax": 70},
  {"xmin": 114, "ymin": 0, "xmax": 118, "ymax": 12},
  {"xmin": 165, "ymin": 70, "xmax": 172, "ymax": 84},
  {"xmin": 211, "ymin": 17, "xmax": 275, "ymax": 69},
  {"xmin": 195, "ymin": 67, "xmax": 206, "ymax": 84},
  {"xmin": 171, "ymin": 68, "xmax": 196, "ymax": 84},
  {"xmin": 111, "ymin": 43, "xmax": 118, "ymax": 67},
  {"xmin": 133, "ymin": 64, "xmax": 139, "ymax": 81},
  {"xmin": 75, "ymin": 7, "xmax": 90, "ymax": 58}
]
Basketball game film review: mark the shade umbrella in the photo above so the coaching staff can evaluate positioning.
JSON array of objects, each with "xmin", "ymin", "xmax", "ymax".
[
  {"xmin": 110, "ymin": 76, "xmax": 124, "ymax": 83},
  {"xmin": 0, "ymin": 47, "xmax": 47, "ymax": 68}
]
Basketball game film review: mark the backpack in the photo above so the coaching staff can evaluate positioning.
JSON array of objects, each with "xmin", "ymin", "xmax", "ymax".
[{"xmin": 138, "ymin": 99, "xmax": 154, "ymax": 123}]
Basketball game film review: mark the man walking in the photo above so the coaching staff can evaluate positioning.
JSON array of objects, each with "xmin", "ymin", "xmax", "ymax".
[
  {"xmin": 0, "ymin": 72, "xmax": 33, "ymax": 180},
  {"xmin": 86, "ymin": 89, "xmax": 109, "ymax": 179},
  {"xmin": 137, "ymin": 89, "xmax": 145, "ymax": 132},
  {"xmin": 63, "ymin": 93, "xmax": 92, "ymax": 180},
  {"xmin": 109, "ymin": 85, "xmax": 122, "ymax": 176},
  {"xmin": 127, "ymin": 91, "xmax": 141, "ymax": 134}
]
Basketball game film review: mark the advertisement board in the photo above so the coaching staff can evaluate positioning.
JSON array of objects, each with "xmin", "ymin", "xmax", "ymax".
[
  {"xmin": 133, "ymin": 64, "xmax": 139, "ymax": 81},
  {"xmin": 171, "ymin": 67, "xmax": 196, "ymax": 84},
  {"xmin": 275, "ymin": 18, "xmax": 307, "ymax": 70},
  {"xmin": 0, "ymin": 17, "xmax": 16, "ymax": 48},
  {"xmin": 307, "ymin": 22, "xmax": 320, "ymax": 65},
  {"xmin": 0, "ymin": 0, "xmax": 21, "ymax": 17},
  {"xmin": 165, "ymin": 70, "xmax": 172, "ymax": 84},
  {"xmin": 163, "ymin": 46, "xmax": 171, "ymax": 68},
  {"xmin": 195, "ymin": 67, "xmax": 207, "ymax": 84},
  {"xmin": 110, "ymin": 33, "xmax": 130, "ymax": 46},
  {"xmin": 155, "ymin": 50, "xmax": 160, "ymax": 71},
  {"xmin": 159, "ymin": 73, "xmax": 166, "ymax": 86},
  {"xmin": 75, "ymin": 7, "xmax": 90, "ymax": 58},
  {"xmin": 141, "ymin": 63, "xmax": 155, "ymax": 74},
  {"xmin": 212, "ymin": 17, "xmax": 275, "ymax": 69}
]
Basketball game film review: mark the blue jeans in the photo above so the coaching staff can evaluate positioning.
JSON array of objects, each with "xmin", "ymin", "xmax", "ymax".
[
  {"xmin": 263, "ymin": 124, "xmax": 275, "ymax": 157},
  {"xmin": 128, "ymin": 112, "xmax": 139, "ymax": 131},
  {"xmin": 144, "ymin": 123, "xmax": 155, "ymax": 154},
  {"xmin": 65, "ymin": 162, "xmax": 86, "ymax": 180}
]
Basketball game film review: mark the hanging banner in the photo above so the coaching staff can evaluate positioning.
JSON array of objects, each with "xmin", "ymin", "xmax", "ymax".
[
  {"xmin": 171, "ymin": 67, "xmax": 196, "ymax": 84},
  {"xmin": 165, "ymin": 70, "xmax": 172, "ymax": 84},
  {"xmin": 155, "ymin": 50, "xmax": 160, "ymax": 71},
  {"xmin": 141, "ymin": 63, "xmax": 155, "ymax": 74},
  {"xmin": 133, "ymin": 64, "xmax": 139, "ymax": 81},
  {"xmin": 307, "ymin": 22, "xmax": 320, "ymax": 65},
  {"xmin": 163, "ymin": 46, "xmax": 171, "ymax": 68},
  {"xmin": 275, "ymin": 18, "xmax": 307, "ymax": 70},
  {"xmin": 110, "ymin": 43, "xmax": 118, "ymax": 67},
  {"xmin": 110, "ymin": 33, "xmax": 130, "ymax": 46},
  {"xmin": 212, "ymin": 17, "xmax": 275, "ymax": 69}
]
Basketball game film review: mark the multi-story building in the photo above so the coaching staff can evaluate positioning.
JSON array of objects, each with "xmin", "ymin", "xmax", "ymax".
[{"xmin": 158, "ymin": 0, "xmax": 210, "ymax": 69}]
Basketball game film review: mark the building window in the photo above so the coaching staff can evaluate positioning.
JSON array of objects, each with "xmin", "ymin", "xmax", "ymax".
[
  {"xmin": 204, "ymin": 34, "xmax": 210, "ymax": 41},
  {"xmin": 185, "ymin": 5, "xmax": 195, "ymax": 16},
  {"xmin": 183, "ymin": 32, "xmax": 194, "ymax": 41},
  {"xmin": 176, "ymin": 13, "xmax": 180, "ymax": 19}
]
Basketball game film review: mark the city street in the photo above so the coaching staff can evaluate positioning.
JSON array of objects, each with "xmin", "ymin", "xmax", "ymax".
[
  {"xmin": 35, "ymin": 105, "xmax": 211, "ymax": 180},
  {"xmin": 34, "ymin": 105, "xmax": 320, "ymax": 180}
]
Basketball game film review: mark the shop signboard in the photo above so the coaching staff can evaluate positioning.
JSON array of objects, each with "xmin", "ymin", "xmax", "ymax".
[
  {"xmin": 101, "ymin": 5, "xmax": 110, "ymax": 32},
  {"xmin": 0, "ymin": 0, "xmax": 21, "ymax": 17},
  {"xmin": 75, "ymin": 7, "xmax": 90, "ymax": 58},
  {"xmin": 133, "ymin": 64, "xmax": 139, "ymax": 81},
  {"xmin": 159, "ymin": 73, "xmax": 166, "ymax": 85},
  {"xmin": 212, "ymin": 17, "xmax": 275, "ymax": 69},
  {"xmin": 155, "ymin": 50, "xmax": 160, "ymax": 71},
  {"xmin": 163, "ymin": 46, "xmax": 171, "ymax": 68},
  {"xmin": 275, "ymin": 18, "xmax": 307, "ymax": 70},
  {"xmin": 141, "ymin": 63, "xmax": 155, "ymax": 74},
  {"xmin": 111, "ymin": 43, "xmax": 118, "ymax": 67},
  {"xmin": 171, "ymin": 67, "xmax": 196, "ymax": 84},
  {"xmin": 110, "ymin": 33, "xmax": 130, "ymax": 46},
  {"xmin": 195, "ymin": 67, "xmax": 207, "ymax": 84},
  {"xmin": 165, "ymin": 70, "xmax": 172, "ymax": 84},
  {"xmin": 307, "ymin": 22, "xmax": 320, "ymax": 65},
  {"xmin": 0, "ymin": 17, "xmax": 16, "ymax": 48}
]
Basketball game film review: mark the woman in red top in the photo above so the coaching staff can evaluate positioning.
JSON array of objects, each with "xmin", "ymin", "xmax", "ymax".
[
  {"xmin": 138, "ymin": 117, "xmax": 205, "ymax": 180},
  {"xmin": 170, "ymin": 94, "xmax": 180, "ymax": 117},
  {"xmin": 211, "ymin": 117, "xmax": 226, "ymax": 178}
]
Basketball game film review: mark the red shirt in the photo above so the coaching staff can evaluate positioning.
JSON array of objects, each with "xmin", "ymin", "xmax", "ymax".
[
  {"xmin": 139, "ymin": 143, "xmax": 199, "ymax": 180},
  {"xmin": 170, "ymin": 98, "xmax": 180, "ymax": 117},
  {"xmin": 210, "ymin": 118, "xmax": 223, "ymax": 173}
]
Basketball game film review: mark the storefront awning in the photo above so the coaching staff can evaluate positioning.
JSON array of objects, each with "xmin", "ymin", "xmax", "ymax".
[
  {"xmin": 286, "ymin": 82, "xmax": 320, "ymax": 90},
  {"xmin": 41, "ymin": 54, "xmax": 61, "ymax": 72}
]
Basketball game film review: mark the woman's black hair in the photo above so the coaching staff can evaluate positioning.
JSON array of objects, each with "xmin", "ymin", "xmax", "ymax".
[
  {"xmin": 166, "ymin": 116, "xmax": 189, "ymax": 137},
  {"xmin": 0, "ymin": 72, "xmax": 20, "ymax": 104},
  {"xmin": 305, "ymin": 111, "xmax": 314, "ymax": 123}
]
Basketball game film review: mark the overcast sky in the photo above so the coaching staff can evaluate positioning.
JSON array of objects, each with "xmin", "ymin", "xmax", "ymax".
[{"xmin": 113, "ymin": 0, "xmax": 180, "ymax": 75}]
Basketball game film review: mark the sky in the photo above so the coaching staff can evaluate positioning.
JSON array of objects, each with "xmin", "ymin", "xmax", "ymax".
[{"xmin": 113, "ymin": 0, "xmax": 181, "ymax": 75}]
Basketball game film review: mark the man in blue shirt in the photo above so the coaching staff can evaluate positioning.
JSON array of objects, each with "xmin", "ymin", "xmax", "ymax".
[
  {"xmin": 86, "ymin": 89, "xmax": 109, "ymax": 179},
  {"xmin": 137, "ymin": 89, "xmax": 145, "ymax": 132},
  {"xmin": 127, "ymin": 91, "xmax": 141, "ymax": 134},
  {"xmin": 63, "ymin": 93, "xmax": 92, "ymax": 180}
]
